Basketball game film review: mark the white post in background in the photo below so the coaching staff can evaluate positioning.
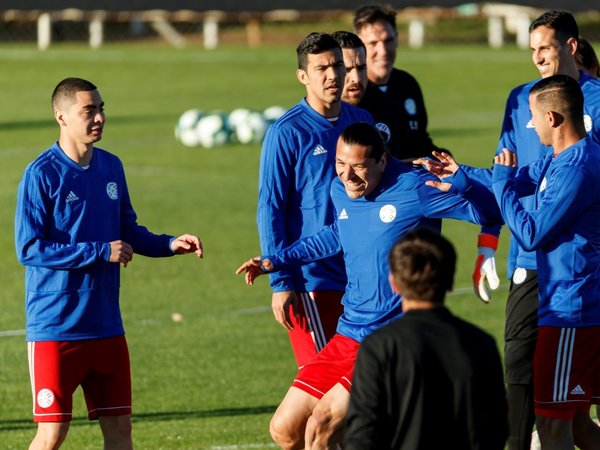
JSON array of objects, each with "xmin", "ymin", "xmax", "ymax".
[
  {"xmin": 89, "ymin": 16, "xmax": 104, "ymax": 49},
  {"xmin": 515, "ymin": 13, "xmax": 530, "ymax": 49},
  {"xmin": 408, "ymin": 18, "xmax": 425, "ymax": 48},
  {"xmin": 203, "ymin": 16, "xmax": 219, "ymax": 50},
  {"xmin": 488, "ymin": 16, "xmax": 504, "ymax": 48},
  {"xmin": 37, "ymin": 13, "xmax": 51, "ymax": 50}
]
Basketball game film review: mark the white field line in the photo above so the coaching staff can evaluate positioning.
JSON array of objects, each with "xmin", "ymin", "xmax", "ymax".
[
  {"xmin": 0, "ymin": 329, "xmax": 26, "ymax": 337},
  {"xmin": 0, "ymin": 285, "xmax": 510, "ymax": 337}
]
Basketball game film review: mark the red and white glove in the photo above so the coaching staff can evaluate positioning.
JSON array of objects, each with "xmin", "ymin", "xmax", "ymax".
[{"xmin": 472, "ymin": 233, "xmax": 500, "ymax": 303}]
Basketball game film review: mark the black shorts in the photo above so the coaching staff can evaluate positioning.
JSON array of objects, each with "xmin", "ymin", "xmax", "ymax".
[{"xmin": 504, "ymin": 269, "xmax": 539, "ymax": 385}]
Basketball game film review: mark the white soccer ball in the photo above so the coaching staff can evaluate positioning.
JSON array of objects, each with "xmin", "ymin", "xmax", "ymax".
[
  {"xmin": 175, "ymin": 109, "xmax": 204, "ymax": 147},
  {"xmin": 234, "ymin": 110, "xmax": 268, "ymax": 144},
  {"xmin": 196, "ymin": 111, "xmax": 230, "ymax": 148},
  {"xmin": 227, "ymin": 108, "xmax": 252, "ymax": 131},
  {"xmin": 263, "ymin": 105, "xmax": 287, "ymax": 125}
]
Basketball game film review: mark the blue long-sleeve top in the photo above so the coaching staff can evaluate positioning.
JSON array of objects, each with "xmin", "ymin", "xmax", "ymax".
[
  {"xmin": 468, "ymin": 71, "xmax": 600, "ymax": 277},
  {"xmin": 267, "ymin": 158, "xmax": 502, "ymax": 342},
  {"xmin": 257, "ymin": 98, "xmax": 373, "ymax": 293},
  {"xmin": 15, "ymin": 143, "xmax": 175, "ymax": 341},
  {"xmin": 493, "ymin": 137, "xmax": 600, "ymax": 327}
]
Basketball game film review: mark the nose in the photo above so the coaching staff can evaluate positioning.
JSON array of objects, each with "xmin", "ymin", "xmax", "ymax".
[
  {"xmin": 348, "ymin": 68, "xmax": 359, "ymax": 84},
  {"xmin": 532, "ymin": 50, "xmax": 542, "ymax": 64},
  {"xmin": 95, "ymin": 111, "xmax": 105, "ymax": 123}
]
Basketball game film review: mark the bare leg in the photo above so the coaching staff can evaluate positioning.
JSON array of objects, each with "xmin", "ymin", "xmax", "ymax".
[
  {"xmin": 270, "ymin": 387, "xmax": 319, "ymax": 450},
  {"xmin": 572, "ymin": 412, "xmax": 600, "ymax": 450},
  {"xmin": 536, "ymin": 415, "xmax": 573, "ymax": 450},
  {"xmin": 29, "ymin": 422, "xmax": 70, "ymax": 450},
  {"xmin": 99, "ymin": 415, "xmax": 133, "ymax": 450},
  {"xmin": 305, "ymin": 384, "xmax": 350, "ymax": 450}
]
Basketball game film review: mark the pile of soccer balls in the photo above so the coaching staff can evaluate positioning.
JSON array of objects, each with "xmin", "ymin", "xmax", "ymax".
[{"xmin": 175, "ymin": 106, "xmax": 286, "ymax": 148}]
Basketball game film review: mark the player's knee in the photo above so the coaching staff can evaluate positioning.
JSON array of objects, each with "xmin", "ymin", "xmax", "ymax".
[
  {"xmin": 32, "ymin": 422, "xmax": 70, "ymax": 450},
  {"xmin": 308, "ymin": 405, "xmax": 334, "ymax": 436},
  {"xmin": 269, "ymin": 415, "xmax": 300, "ymax": 450}
]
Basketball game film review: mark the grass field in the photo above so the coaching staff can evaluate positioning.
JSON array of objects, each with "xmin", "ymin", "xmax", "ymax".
[{"xmin": 0, "ymin": 39, "xmax": 549, "ymax": 449}]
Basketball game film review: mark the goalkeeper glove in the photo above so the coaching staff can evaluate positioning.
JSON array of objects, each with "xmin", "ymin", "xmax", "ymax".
[{"xmin": 473, "ymin": 233, "xmax": 500, "ymax": 303}]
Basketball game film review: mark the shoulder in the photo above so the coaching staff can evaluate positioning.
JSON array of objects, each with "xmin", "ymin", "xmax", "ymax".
[
  {"xmin": 390, "ymin": 68, "xmax": 420, "ymax": 86},
  {"xmin": 340, "ymin": 102, "xmax": 373, "ymax": 122},
  {"xmin": 561, "ymin": 138, "xmax": 600, "ymax": 168},
  {"xmin": 25, "ymin": 147, "xmax": 57, "ymax": 174},
  {"xmin": 268, "ymin": 101, "xmax": 318, "ymax": 135},
  {"xmin": 507, "ymin": 80, "xmax": 537, "ymax": 103},
  {"xmin": 93, "ymin": 147, "xmax": 123, "ymax": 168}
]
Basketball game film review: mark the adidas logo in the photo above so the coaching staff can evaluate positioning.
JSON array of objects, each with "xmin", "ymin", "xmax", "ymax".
[
  {"xmin": 339, "ymin": 209, "xmax": 348, "ymax": 220},
  {"xmin": 65, "ymin": 191, "xmax": 79, "ymax": 203},
  {"xmin": 312, "ymin": 145, "xmax": 327, "ymax": 156},
  {"xmin": 526, "ymin": 119, "xmax": 535, "ymax": 129},
  {"xmin": 570, "ymin": 385, "xmax": 585, "ymax": 395}
]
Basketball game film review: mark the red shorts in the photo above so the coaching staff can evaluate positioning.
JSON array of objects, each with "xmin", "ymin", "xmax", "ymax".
[
  {"xmin": 288, "ymin": 290, "xmax": 344, "ymax": 368},
  {"xmin": 534, "ymin": 326, "xmax": 600, "ymax": 420},
  {"xmin": 292, "ymin": 334, "xmax": 359, "ymax": 399},
  {"xmin": 28, "ymin": 335, "xmax": 132, "ymax": 422}
]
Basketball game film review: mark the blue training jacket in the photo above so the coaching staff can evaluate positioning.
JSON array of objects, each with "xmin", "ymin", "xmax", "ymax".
[
  {"xmin": 469, "ymin": 71, "xmax": 600, "ymax": 277},
  {"xmin": 268, "ymin": 158, "xmax": 502, "ymax": 342},
  {"xmin": 257, "ymin": 98, "xmax": 373, "ymax": 293},
  {"xmin": 493, "ymin": 137, "xmax": 600, "ymax": 327},
  {"xmin": 15, "ymin": 143, "xmax": 175, "ymax": 341}
]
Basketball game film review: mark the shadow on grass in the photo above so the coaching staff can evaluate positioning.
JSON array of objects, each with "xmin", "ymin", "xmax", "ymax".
[
  {"xmin": 0, "ymin": 114, "xmax": 175, "ymax": 132},
  {"xmin": 0, "ymin": 405, "xmax": 277, "ymax": 431}
]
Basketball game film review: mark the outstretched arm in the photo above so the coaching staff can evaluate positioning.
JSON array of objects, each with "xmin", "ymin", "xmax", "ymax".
[{"xmin": 170, "ymin": 234, "xmax": 203, "ymax": 257}]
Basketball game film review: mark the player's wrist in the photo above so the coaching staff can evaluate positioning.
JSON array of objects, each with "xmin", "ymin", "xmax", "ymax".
[{"xmin": 477, "ymin": 233, "xmax": 498, "ymax": 250}]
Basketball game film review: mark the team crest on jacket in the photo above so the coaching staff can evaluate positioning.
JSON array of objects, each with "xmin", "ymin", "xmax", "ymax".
[
  {"xmin": 379, "ymin": 204, "xmax": 396, "ymax": 223},
  {"xmin": 375, "ymin": 122, "xmax": 391, "ymax": 143},
  {"xmin": 404, "ymin": 98, "xmax": 417, "ymax": 116},
  {"xmin": 539, "ymin": 177, "xmax": 547, "ymax": 192},
  {"xmin": 106, "ymin": 182, "xmax": 118, "ymax": 200},
  {"xmin": 584, "ymin": 114, "xmax": 592, "ymax": 133}
]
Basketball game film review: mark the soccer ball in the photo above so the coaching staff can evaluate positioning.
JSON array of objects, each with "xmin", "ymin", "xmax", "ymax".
[
  {"xmin": 234, "ymin": 110, "xmax": 268, "ymax": 144},
  {"xmin": 263, "ymin": 105, "xmax": 286, "ymax": 126},
  {"xmin": 227, "ymin": 108, "xmax": 252, "ymax": 132},
  {"xmin": 175, "ymin": 109, "xmax": 204, "ymax": 147},
  {"xmin": 196, "ymin": 111, "xmax": 230, "ymax": 148}
]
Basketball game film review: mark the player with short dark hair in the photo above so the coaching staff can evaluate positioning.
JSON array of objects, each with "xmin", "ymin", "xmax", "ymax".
[
  {"xmin": 461, "ymin": 11, "xmax": 600, "ymax": 449},
  {"xmin": 492, "ymin": 74, "xmax": 600, "ymax": 449},
  {"xmin": 239, "ymin": 122, "xmax": 501, "ymax": 449},
  {"xmin": 345, "ymin": 228, "xmax": 507, "ymax": 449},
  {"xmin": 258, "ymin": 32, "xmax": 373, "ymax": 369},
  {"xmin": 15, "ymin": 77, "xmax": 203, "ymax": 449}
]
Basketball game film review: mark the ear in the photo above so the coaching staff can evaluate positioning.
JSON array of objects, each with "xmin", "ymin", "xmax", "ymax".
[
  {"xmin": 388, "ymin": 273, "xmax": 400, "ymax": 294},
  {"xmin": 547, "ymin": 110, "xmax": 564, "ymax": 128},
  {"xmin": 54, "ymin": 109, "xmax": 66, "ymax": 126},
  {"xmin": 296, "ymin": 68, "xmax": 309, "ymax": 86},
  {"xmin": 566, "ymin": 36, "xmax": 578, "ymax": 57}
]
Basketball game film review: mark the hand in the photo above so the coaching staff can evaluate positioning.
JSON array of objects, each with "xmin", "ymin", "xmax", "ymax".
[
  {"xmin": 413, "ymin": 151, "xmax": 459, "ymax": 192},
  {"xmin": 109, "ymin": 240, "xmax": 134, "ymax": 267},
  {"xmin": 472, "ymin": 233, "xmax": 500, "ymax": 303},
  {"xmin": 494, "ymin": 148, "xmax": 518, "ymax": 167},
  {"xmin": 271, "ymin": 291, "xmax": 298, "ymax": 331},
  {"xmin": 235, "ymin": 257, "xmax": 273, "ymax": 285},
  {"xmin": 171, "ymin": 234, "xmax": 203, "ymax": 258}
]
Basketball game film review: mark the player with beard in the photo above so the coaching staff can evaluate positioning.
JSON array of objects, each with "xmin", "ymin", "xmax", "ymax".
[
  {"xmin": 257, "ymin": 32, "xmax": 373, "ymax": 370},
  {"xmin": 331, "ymin": 30, "xmax": 403, "ymax": 160}
]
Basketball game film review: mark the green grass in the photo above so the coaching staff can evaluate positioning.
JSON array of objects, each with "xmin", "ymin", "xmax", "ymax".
[{"xmin": 0, "ymin": 41, "xmax": 542, "ymax": 448}]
